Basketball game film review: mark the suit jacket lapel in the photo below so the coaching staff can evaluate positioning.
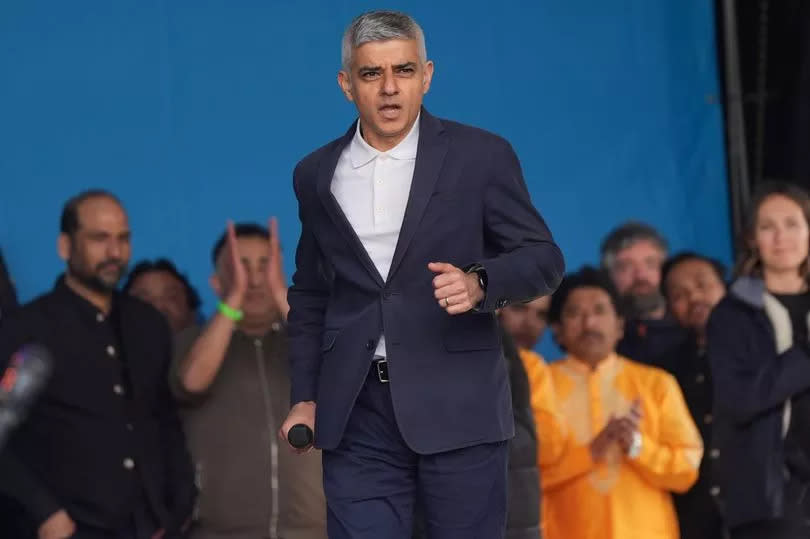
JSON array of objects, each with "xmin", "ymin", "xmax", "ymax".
[
  {"xmin": 388, "ymin": 109, "xmax": 448, "ymax": 282},
  {"xmin": 316, "ymin": 121, "xmax": 386, "ymax": 287}
]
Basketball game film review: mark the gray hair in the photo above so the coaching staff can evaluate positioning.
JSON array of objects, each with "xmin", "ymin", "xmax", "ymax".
[
  {"xmin": 600, "ymin": 221, "xmax": 669, "ymax": 270},
  {"xmin": 341, "ymin": 10, "xmax": 427, "ymax": 72}
]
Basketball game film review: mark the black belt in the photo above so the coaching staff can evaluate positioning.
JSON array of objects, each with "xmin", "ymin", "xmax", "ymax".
[{"xmin": 372, "ymin": 357, "xmax": 389, "ymax": 383}]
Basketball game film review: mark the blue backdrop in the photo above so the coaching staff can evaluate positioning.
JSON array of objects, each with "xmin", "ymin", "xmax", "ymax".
[{"xmin": 0, "ymin": 1, "xmax": 730, "ymax": 359}]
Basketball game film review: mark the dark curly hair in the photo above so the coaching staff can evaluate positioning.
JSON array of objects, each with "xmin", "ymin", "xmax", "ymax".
[
  {"xmin": 548, "ymin": 266, "xmax": 627, "ymax": 325},
  {"xmin": 122, "ymin": 259, "xmax": 201, "ymax": 314}
]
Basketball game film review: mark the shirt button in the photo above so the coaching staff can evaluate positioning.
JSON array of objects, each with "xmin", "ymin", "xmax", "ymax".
[
  {"xmin": 710, "ymin": 448, "xmax": 720, "ymax": 459},
  {"xmin": 113, "ymin": 384, "xmax": 124, "ymax": 396},
  {"xmin": 709, "ymin": 486, "xmax": 721, "ymax": 497},
  {"xmin": 96, "ymin": 313, "xmax": 105, "ymax": 323},
  {"xmin": 126, "ymin": 423, "xmax": 134, "ymax": 432},
  {"xmin": 366, "ymin": 340, "xmax": 376, "ymax": 351},
  {"xmin": 704, "ymin": 413, "xmax": 713, "ymax": 424},
  {"xmin": 696, "ymin": 373, "xmax": 705, "ymax": 384},
  {"xmin": 106, "ymin": 345, "xmax": 116, "ymax": 357},
  {"xmin": 123, "ymin": 458, "xmax": 135, "ymax": 470}
]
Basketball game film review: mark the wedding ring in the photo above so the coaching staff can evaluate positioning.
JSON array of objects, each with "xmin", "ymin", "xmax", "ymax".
[{"xmin": 444, "ymin": 297, "xmax": 450, "ymax": 307}]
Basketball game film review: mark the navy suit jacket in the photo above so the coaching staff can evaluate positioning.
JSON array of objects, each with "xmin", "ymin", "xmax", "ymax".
[{"xmin": 287, "ymin": 109, "xmax": 564, "ymax": 454}]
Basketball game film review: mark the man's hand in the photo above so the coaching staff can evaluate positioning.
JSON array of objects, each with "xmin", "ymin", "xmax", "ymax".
[
  {"xmin": 615, "ymin": 400, "xmax": 643, "ymax": 455},
  {"xmin": 589, "ymin": 416, "xmax": 618, "ymax": 462},
  {"xmin": 266, "ymin": 217, "xmax": 289, "ymax": 320},
  {"xmin": 222, "ymin": 220, "xmax": 248, "ymax": 310},
  {"xmin": 279, "ymin": 401, "xmax": 316, "ymax": 454},
  {"xmin": 428, "ymin": 262, "xmax": 484, "ymax": 315},
  {"xmin": 38, "ymin": 510, "xmax": 75, "ymax": 539}
]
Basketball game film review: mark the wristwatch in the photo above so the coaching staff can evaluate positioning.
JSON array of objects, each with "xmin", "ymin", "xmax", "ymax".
[
  {"xmin": 462, "ymin": 263, "xmax": 488, "ymax": 310},
  {"xmin": 627, "ymin": 430, "xmax": 642, "ymax": 459}
]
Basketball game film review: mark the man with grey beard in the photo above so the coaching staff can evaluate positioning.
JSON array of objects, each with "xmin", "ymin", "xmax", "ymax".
[{"xmin": 600, "ymin": 222, "xmax": 687, "ymax": 369}]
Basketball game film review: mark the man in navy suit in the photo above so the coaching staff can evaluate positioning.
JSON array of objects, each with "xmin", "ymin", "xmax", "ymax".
[{"xmin": 279, "ymin": 10, "xmax": 564, "ymax": 539}]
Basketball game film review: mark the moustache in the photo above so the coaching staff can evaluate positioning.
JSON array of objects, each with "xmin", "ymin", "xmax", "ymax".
[
  {"xmin": 579, "ymin": 330, "xmax": 604, "ymax": 341},
  {"xmin": 630, "ymin": 280, "xmax": 654, "ymax": 292},
  {"xmin": 96, "ymin": 260, "xmax": 124, "ymax": 272}
]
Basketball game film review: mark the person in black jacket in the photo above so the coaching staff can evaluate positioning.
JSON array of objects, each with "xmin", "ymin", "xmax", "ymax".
[
  {"xmin": 600, "ymin": 222, "xmax": 688, "ymax": 370},
  {"xmin": 0, "ymin": 190, "xmax": 196, "ymax": 539},
  {"xmin": 661, "ymin": 252, "xmax": 728, "ymax": 539},
  {"xmin": 707, "ymin": 182, "xmax": 810, "ymax": 539}
]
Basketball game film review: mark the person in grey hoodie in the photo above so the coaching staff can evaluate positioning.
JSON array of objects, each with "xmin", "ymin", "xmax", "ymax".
[{"xmin": 172, "ymin": 220, "xmax": 326, "ymax": 539}]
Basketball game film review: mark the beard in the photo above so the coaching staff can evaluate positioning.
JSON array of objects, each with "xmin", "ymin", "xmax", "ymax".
[
  {"xmin": 625, "ymin": 290, "xmax": 666, "ymax": 319},
  {"xmin": 68, "ymin": 257, "xmax": 127, "ymax": 294}
]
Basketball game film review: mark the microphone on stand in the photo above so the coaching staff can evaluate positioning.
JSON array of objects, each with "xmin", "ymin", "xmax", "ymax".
[{"xmin": 0, "ymin": 344, "xmax": 53, "ymax": 449}]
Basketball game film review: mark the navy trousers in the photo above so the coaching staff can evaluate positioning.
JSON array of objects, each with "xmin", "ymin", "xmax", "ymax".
[{"xmin": 322, "ymin": 363, "xmax": 509, "ymax": 539}]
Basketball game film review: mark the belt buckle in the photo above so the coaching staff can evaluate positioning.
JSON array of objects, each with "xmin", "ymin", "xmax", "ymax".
[{"xmin": 375, "ymin": 359, "xmax": 389, "ymax": 383}]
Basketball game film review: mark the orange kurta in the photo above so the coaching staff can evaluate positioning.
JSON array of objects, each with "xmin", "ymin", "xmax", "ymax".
[{"xmin": 540, "ymin": 354, "xmax": 702, "ymax": 539}]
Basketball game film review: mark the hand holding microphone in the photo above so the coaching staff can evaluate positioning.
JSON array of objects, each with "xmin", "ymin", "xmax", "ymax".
[{"xmin": 279, "ymin": 401, "xmax": 316, "ymax": 453}]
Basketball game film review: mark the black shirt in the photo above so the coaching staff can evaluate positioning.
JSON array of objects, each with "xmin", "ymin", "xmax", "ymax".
[{"xmin": 0, "ymin": 277, "xmax": 195, "ymax": 536}]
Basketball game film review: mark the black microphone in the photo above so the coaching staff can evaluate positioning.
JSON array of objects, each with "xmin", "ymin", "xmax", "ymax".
[
  {"xmin": 0, "ymin": 344, "xmax": 53, "ymax": 449},
  {"xmin": 287, "ymin": 424, "xmax": 314, "ymax": 449}
]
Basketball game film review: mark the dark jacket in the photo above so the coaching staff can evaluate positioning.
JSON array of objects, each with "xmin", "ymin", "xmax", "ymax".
[
  {"xmin": 706, "ymin": 277, "xmax": 810, "ymax": 528},
  {"xmin": 0, "ymin": 278, "xmax": 196, "ymax": 537},
  {"xmin": 287, "ymin": 108, "xmax": 564, "ymax": 454},
  {"xmin": 666, "ymin": 336, "xmax": 726, "ymax": 538},
  {"xmin": 617, "ymin": 316, "xmax": 688, "ymax": 370},
  {"xmin": 413, "ymin": 328, "xmax": 541, "ymax": 539},
  {"xmin": 501, "ymin": 329, "xmax": 542, "ymax": 539}
]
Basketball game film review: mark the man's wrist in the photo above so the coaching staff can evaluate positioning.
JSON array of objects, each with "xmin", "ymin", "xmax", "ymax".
[
  {"xmin": 462, "ymin": 263, "xmax": 488, "ymax": 310},
  {"xmin": 217, "ymin": 301, "xmax": 244, "ymax": 322}
]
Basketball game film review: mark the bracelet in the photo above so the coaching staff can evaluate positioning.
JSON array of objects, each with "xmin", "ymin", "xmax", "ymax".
[{"xmin": 217, "ymin": 301, "xmax": 244, "ymax": 322}]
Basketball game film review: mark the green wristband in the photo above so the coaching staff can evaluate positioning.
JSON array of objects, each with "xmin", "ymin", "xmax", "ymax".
[{"xmin": 217, "ymin": 301, "xmax": 244, "ymax": 322}]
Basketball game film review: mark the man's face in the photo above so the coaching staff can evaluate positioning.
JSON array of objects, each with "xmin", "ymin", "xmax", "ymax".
[
  {"xmin": 60, "ymin": 197, "xmax": 130, "ymax": 294},
  {"xmin": 338, "ymin": 38, "xmax": 433, "ymax": 150},
  {"xmin": 608, "ymin": 239, "xmax": 666, "ymax": 318},
  {"xmin": 665, "ymin": 259, "xmax": 726, "ymax": 333},
  {"xmin": 554, "ymin": 287, "xmax": 623, "ymax": 365},
  {"xmin": 499, "ymin": 296, "xmax": 551, "ymax": 350},
  {"xmin": 216, "ymin": 236, "xmax": 275, "ymax": 322},
  {"xmin": 128, "ymin": 270, "xmax": 194, "ymax": 334}
]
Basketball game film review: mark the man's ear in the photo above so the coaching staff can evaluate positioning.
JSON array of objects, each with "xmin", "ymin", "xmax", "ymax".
[
  {"xmin": 421, "ymin": 60, "xmax": 434, "ymax": 95},
  {"xmin": 337, "ymin": 70, "xmax": 354, "ymax": 102},
  {"xmin": 57, "ymin": 233, "xmax": 70, "ymax": 262}
]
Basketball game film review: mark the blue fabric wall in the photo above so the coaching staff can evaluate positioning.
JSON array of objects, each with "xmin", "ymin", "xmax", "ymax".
[{"xmin": 0, "ymin": 1, "xmax": 729, "ymax": 358}]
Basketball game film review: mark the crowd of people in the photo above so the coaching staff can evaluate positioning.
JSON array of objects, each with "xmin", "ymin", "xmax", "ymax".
[
  {"xmin": 2, "ymin": 7, "xmax": 810, "ymax": 539},
  {"xmin": 1, "ymin": 180, "xmax": 808, "ymax": 539}
]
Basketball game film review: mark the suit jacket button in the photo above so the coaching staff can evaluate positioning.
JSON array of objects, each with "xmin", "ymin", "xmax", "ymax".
[{"xmin": 366, "ymin": 340, "xmax": 375, "ymax": 351}]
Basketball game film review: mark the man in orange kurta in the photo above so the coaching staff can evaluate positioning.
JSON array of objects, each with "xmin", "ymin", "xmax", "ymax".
[{"xmin": 540, "ymin": 267, "xmax": 703, "ymax": 539}]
